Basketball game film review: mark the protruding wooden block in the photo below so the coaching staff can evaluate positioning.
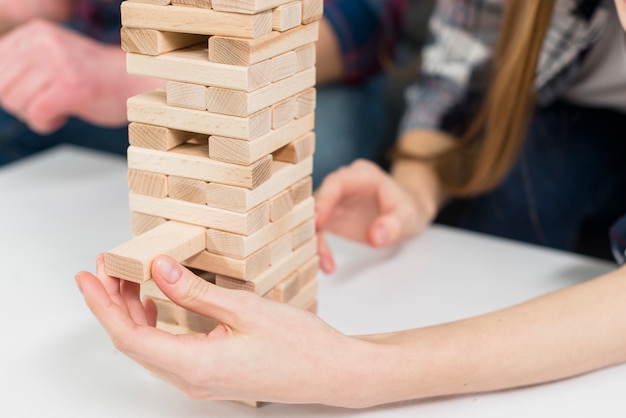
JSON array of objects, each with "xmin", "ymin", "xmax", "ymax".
[
  {"xmin": 121, "ymin": 27, "xmax": 207, "ymax": 56},
  {"xmin": 128, "ymin": 169, "xmax": 168, "ymax": 198},
  {"xmin": 121, "ymin": 2, "xmax": 273, "ymax": 38},
  {"xmin": 272, "ymin": 131, "xmax": 315, "ymax": 163},
  {"xmin": 128, "ymin": 122, "xmax": 202, "ymax": 151},
  {"xmin": 208, "ymin": 22, "xmax": 319, "ymax": 66},
  {"xmin": 272, "ymin": 2, "xmax": 302, "ymax": 31},
  {"xmin": 185, "ymin": 245, "xmax": 271, "ymax": 280},
  {"xmin": 130, "ymin": 212, "xmax": 168, "ymax": 236},
  {"xmin": 211, "ymin": 0, "xmax": 294, "ymax": 14},
  {"xmin": 104, "ymin": 221, "xmax": 207, "ymax": 283},
  {"xmin": 167, "ymin": 81, "xmax": 207, "ymax": 110},
  {"xmin": 301, "ymin": 0, "xmax": 323, "ymax": 24},
  {"xmin": 168, "ymin": 176, "xmax": 208, "ymax": 204},
  {"xmin": 295, "ymin": 88, "xmax": 316, "ymax": 118}
]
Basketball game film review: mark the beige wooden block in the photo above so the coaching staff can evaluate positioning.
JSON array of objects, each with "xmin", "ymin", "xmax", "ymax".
[
  {"xmin": 272, "ymin": 2, "xmax": 302, "ymax": 31},
  {"xmin": 270, "ymin": 188, "xmax": 294, "ymax": 221},
  {"xmin": 185, "ymin": 245, "xmax": 271, "ymax": 280},
  {"xmin": 105, "ymin": 221, "xmax": 207, "ymax": 283},
  {"xmin": 287, "ymin": 277, "xmax": 318, "ymax": 309},
  {"xmin": 155, "ymin": 321, "xmax": 193, "ymax": 334},
  {"xmin": 211, "ymin": 0, "xmax": 293, "ymax": 14},
  {"xmin": 141, "ymin": 279, "xmax": 168, "ymax": 300},
  {"xmin": 127, "ymin": 0, "xmax": 171, "ymax": 4},
  {"xmin": 291, "ymin": 218, "xmax": 314, "ymax": 249},
  {"xmin": 171, "ymin": 0, "xmax": 211, "ymax": 7},
  {"xmin": 265, "ymin": 270, "xmax": 298, "ymax": 302},
  {"xmin": 128, "ymin": 122, "xmax": 201, "ymax": 151},
  {"xmin": 215, "ymin": 237, "xmax": 316, "ymax": 295},
  {"xmin": 209, "ymin": 112, "xmax": 314, "ymax": 165},
  {"xmin": 130, "ymin": 193, "xmax": 270, "ymax": 235},
  {"xmin": 168, "ymin": 176, "xmax": 208, "ymax": 204},
  {"xmin": 121, "ymin": 27, "xmax": 206, "ymax": 56},
  {"xmin": 152, "ymin": 299, "xmax": 178, "ymax": 327},
  {"xmin": 128, "ymin": 90, "xmax": 272, "ymax": 140},
  {"xmin": 271, "ymin": 97, "xmax": 295, "ymax": 129},
  {"xmin": 127, "ymin": 46, "xmax": 272, "ymax": 92},
  {"xmin": 176, "ymin": 305, "xmax": 219, "ymax": 333},
  {"xmin": 206, "ymin": 196, "xmax": 313, "ymax": 258},
  {"xmin": 269, "ymin": 232, "xmax": 292, "ymax": 266},
  {"xmin": 130, "ymin": 212, "xmax": 168, "ymax": 236},
  {"xmin": 206, "ymin": 67, "xmax": 315, "ymax": 117},
  {"xmin": 128, "ymin": 145, "xmax": 273, "ymax": 189},
  {"xmin": 294, "ymin": 43, "xmax": 316, "ymax": 72},
  {"xmin": 290, "ymin": 175, "xmax": 313, "ymax": 203},
  {"xmin": 205, "ymin": 157, "xmax": 312, "ymax": 212},
  {"xmin": 301, "ymin": 0, "xmax": 323, "ymax": 24},
  {"xmin": 295, "ymin": 88, "xmax": 316, "ymax": 118},
  {"xmin": 272, "ymin": 131, "xmax": 315, "ymax": 163},
  {"xmin": 166, "ymin": 81, "xmax": 207, "ymax": 110},
  {"xmin": 271, "ymin": 51, "xmax": 298, "ymax": 82},
  {"xmin": 128, "ymin": 169, "xmax": 168, "ymax": 198},
  {"xmin": 296, "ymin": 255, "xmax": 319, "ymax": 288},
  {"xmin": 208, "ymin": 21, "xmax": 319, "ymax": 66},
  {"xmin": 121, "ymin": 2, "xmax": 272, "ymax": 38}
]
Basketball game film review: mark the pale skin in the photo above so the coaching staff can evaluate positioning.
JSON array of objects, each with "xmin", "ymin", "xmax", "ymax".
[{"xmin": 75, "ymin": 0, "xmax": 626, "ymax": 408}]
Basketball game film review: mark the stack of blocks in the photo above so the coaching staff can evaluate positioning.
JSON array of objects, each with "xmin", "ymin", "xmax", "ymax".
[{"xmin": 104, "ymin": 0, "xmax": 321, "ymax": 359}]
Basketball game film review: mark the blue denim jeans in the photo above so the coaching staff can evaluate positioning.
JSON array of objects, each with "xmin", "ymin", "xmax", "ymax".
[{"xmin": 440, "ymin": 100, "xmax": 626, "ymax": 259}]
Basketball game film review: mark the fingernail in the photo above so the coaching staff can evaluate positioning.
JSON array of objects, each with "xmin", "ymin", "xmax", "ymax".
[
  {"xmin": 320, "ymin": 253, "xmax": 334, "ymax": 273},
  {"xmin": 155, "ymin": 257, "xmax": 182, "ymax": 284},
  {"xmin": 373, "ymin": 225, "xmax": 388, "ymax": 246},
  {"xmin": 74, "ymin": 275, "xmax": 83, "ymax": 294}
]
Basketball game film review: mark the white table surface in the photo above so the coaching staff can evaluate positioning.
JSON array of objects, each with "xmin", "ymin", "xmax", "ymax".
[{"xmin": 1, "ymin": 145, "xmax": 625, "ymax": 417}]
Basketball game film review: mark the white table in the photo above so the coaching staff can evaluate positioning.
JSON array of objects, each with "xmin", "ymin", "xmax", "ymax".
[{"xmin": 1, "ymin": 145, "xmax": 625, "ymax": 417}]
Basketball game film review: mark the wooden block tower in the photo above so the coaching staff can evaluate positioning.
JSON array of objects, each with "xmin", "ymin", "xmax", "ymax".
[{"xmin": 105, "ymin": 0, "xmax": 321, "ymax": 339}]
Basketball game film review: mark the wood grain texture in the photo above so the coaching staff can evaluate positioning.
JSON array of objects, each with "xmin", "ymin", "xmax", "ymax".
[
  {"xmin": 121, "ymin": 27, "xmax": 206, "ymax": 56},
  {"xmin": 211, "ymin": 0, "xmax": 293, "ymax": 14},
  {"xmin": 272, "ymin": 2, "xmax": 302, "ymax": 31},
  {"xmin": 272, "ymin": 131, "xmax": 315, "ymax": 163},
  {"xmin": 128, "ymin": 122, "xmax": 202, "ymax": 151},
  {"xmin": 185, "ymin": 245, "xmax": 271, "ymax": 280}
]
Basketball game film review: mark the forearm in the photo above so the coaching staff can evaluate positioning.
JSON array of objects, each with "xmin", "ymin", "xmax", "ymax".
[
  {"xmin": 355, "ymin": 265, "xmax": 626, "ymax": 405},
  {"xmin": 316, "ymin": 18, "xmax": 344, "ymax": 84}
]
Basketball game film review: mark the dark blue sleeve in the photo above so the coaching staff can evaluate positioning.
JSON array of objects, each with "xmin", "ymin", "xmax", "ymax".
[{"xmin": 610, "ymin": 214, "xmax": 626, "ymax": 265}]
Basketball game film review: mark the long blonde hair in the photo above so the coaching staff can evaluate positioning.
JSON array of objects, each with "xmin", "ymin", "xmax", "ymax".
[{"xmin": 436, "ymin": 0, "xmax": 556, "ymax": 197}]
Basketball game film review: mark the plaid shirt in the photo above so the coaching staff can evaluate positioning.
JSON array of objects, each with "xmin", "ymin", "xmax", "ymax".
[
  {"xmin": 71, "ymin": 0, "xmax": 121, "ymax": 43},
  {"xmin": 400, "ymin": 0, "xmax": 612, "ymax": 133}
]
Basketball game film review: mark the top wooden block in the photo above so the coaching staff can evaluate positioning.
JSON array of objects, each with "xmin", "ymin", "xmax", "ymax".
[
  {"xmin": 121, "ymin": 1, "xmax": 272, "ymax": 38},
  {"xmin": 211, "ymin": 0, "xmax": 294, "ymax": 14}
]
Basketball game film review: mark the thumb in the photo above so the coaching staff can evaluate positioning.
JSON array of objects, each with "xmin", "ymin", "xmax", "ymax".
[{"xmin": 151, "ymin": 255, "xmax": 240, "ymax": 326}]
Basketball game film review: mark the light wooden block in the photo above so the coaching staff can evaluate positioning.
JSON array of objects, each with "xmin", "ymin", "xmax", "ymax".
[
  {"xmin": 127, "ymin": 46, "xmax": 272, "ymax": 92},
  {"xmin": 272, "ymin": 131, "xmax": 315, "ymax": 163},
  {"xmin": 272, "ymin": 2, "xmax": 302, "ymax": 31},
  {"xmin": 271, "ymin": 97, "xmax": 295, "ymax": 129},
  {"xmin": 205, "ymin": 157, "xmax": 312, "ymax": 212},
  {"xmin": 294, "ymin": 43, "xmax": 316, "ymax": 72},
  {"xmin": 128, "ymin": 169, "xmax": 168, "ymax": 198},
  {"xmin": 301, "ymin": 0, "xmax": 323, "ymax": 24},
  {"xmin": 206, "ymin": 67, "xmax": 315, "ymax": 117},
  {"xmin": 211, "ymin": 0, "xmax": 293, "ymax": 14},
  {"xmin": 271, "ymin": 51, "xmax": 298, "ymax": 82},
  {"xmin": 171, "ymin": 0, "xmax": 211, "ymax": 7},
  {"xmin": 128, "ymin": 90, "xmax": 272, "ymax": 140},
  {"xmin": 295, "ymin": 88, "xmax": 316, "ymax": 118},
  {"xmin": 127, "ymin": 0, "xmax": 171, "ymax": 6},
  {"xmin": 128, "ymin": 122, "xmax": 201, "ymax": 151},
  {"xmin": 215, "ymin": 237, "xmax": 316, "ymax": 295},
  {"xmin": 266, "ymin": 270, "xmax": 298, "ymax": 302},
  {"xmin": 269, "ymin": 188, "xmax": 294, "ymax": 221},
  {"xmin": 268, "ymin": 232, "xmax": 292, "ymax": 265},
  {"xmin": 208, "ymin": 21, "xmax": 319, "ymax": 66},
  {"xmin": 209, "ymin": 113, "xmax": 313, "ymax": 165},
  {"xmin": 168, "ymin": 176, "xmax": 208, "ymax": 204},
  {"xmin": 130, "ymin": 211, "xmax": 168, "ymax": 236},
  {"xmin": 287, "ymin": 277, "xmax": 318, "ymax": 309},
  {"xmin": 129, "ymin": 193, "xmax": 270, "ymax": 235},
  {"xmin": 128, "ymin": 145, "xmax": 273, "ymax": 189},
  {"xmin": 205, "ymin": 196, "xmax": 313, "ymax": 258},
  {"xmin": 152, "ymin": 299, "xmax": 178, "ymax": 326},
  {"xmin": 121, "ymin": 2, "xmax": 272, "ymax": 38},
  {"xmin": 290, "ymin": 175, "xmax": 312, "ymax": 203},
  {"xmin": 185, "ymin": 245, "xmax": 271, "ymax": 280},
  {"xmin": 296, "ymin": 255, "xmax": 319, "ymax": 288},
  {"xmin": 291, "ymin": 218, "xmax": 314, "ymax": 249},
  {"xmin": 121, "ymin": 27, "xmax": 206, "ymax": 56},
  {"xmin": 167, "ymin": 81, "xmax": 207, "ymax": 110},
  {"xmin": 105, "ymin": 220, "xmax": 207, "ymax": 283},
  {"xmin": 141, "ymin": 279, "xmax": 168, "ymax": 300},
  {"xmin": 176, "ymin": 305, "xmax": 219, "ymax": 333}
]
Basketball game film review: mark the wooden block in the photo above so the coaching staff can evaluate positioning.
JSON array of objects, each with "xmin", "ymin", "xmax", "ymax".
[
  {"xmin": 128, "ymin": 122, "xmax": 201, "ymax": 151},
  {"xmin": 130, "ymin": 193, "xmax": 270, "ymax": 235},
  {"xmin": 206, "ymin": 196, "xmax": 313, "ymax": 258},
  {"xmin": 121, "ymin": 27, "xmax": 206, "ymax": 56},
  {"xmin": 265, "ymin": 271, "xmax": 297, "ymax": 302},
  {"xmin": 291, "ymin": 218, "xmax": 314, "ymax": 249},
  {"xmin": 171, "ymin": 0, "xmax": 211, "ymax": 7},
  {"xmin": 270, "ymin": 188, "xmax": 294, "ymax": 221},
  {"xmin": 209, "ymin": 112, "xmax": 314, "ymax": 165},
  {"xmin": 128, "ymin": 145, "xmax": 273, "ymax": 189},
  {"xmin": 152, "ymin": 299, "xmax": 178, "ymax": 326},
  {"xmin": 168, "ymin": 176, "xmax": 208, "ymax": 204},
  {"xmin": 128, "ymin": 169, "xmax": 168, "ymax": 198},
  {"xmin": 128, "ymin": 90, "xmax": 271, "ymax": 140},
  {"xmin": 205, "ymin": 157, "xmax": 312, "ymax": 212},
  {"xmin": 290, "ymin": 175, "xmax": 313, "ymax": 204},
  {"xmin": 211, "ymin": 0, "xmax": 293, "ymax": 14},
  {"xmin": 271, "ymin": 51, "xmax": 298, "ymax": 82},
  {"xmin": 141, "ymin": 279, "xmax": 168, "ymax": 300},
  {"xmin": 167, "ymin": 81, "xmax": 207, "ymax": 110},
  {"xmin": 272, "ymin": 131, "xmax": 315, "ymax": 163},
  {"xmin": 295, "ymin": 88, "xmax": 316, "ymax": 118},
  {"xmin": 176, "ymin": 305, "xmax": 219, "ymax": 333},
  {"xmin": 208, "ymin": 22, "xmax": 319, "ymax": 66},
  {"xmin": 121, "ymin": 2, "xmax": 272, "ymax": 39},
  {"xmin": 130, "ymin": 211, "xmax": 168, "ymax": 236},
  {"xmin": 206, "ymin": 67, "xmax": 315, "ymax": 117},
  {"xmin": 127, "ymin": 0, "xmax": 171, "ymax": 6},
  {"xmin": 271, "ymin": 97, "xmax": 295, "ymax": 129},
  {"xmin": 272, "ymin": 2, "xmax": 302, "ymax": 31},
  {"xmin": 294, "ymin": 43, "xmax": 316, "ymax": 72},
  {"xmin": 287, "ymin": 277, "xmax": 318, "ymax": 309},
  {"xmin": 104, "ymin": 221, "xmax": 207, "ymax": 283},
  {"xmin": 301, "ymin": 0, "xmax": 323, "ymax": 24},
  {"xmin": 215, "ymin": 237, "xmax": 316, "ymax": 295},
  {"xmin": 269, "ymin": 232, "xmax": 292, "ymax": 265},
  {"xmin": 296, "ymin": 255, "xmax": 319, "ymax": 288},
  {"xmin": 127, "ymin": 46, "xmax": 272, "ymax": 92},
  {"xmin": 185, "ymin": 245, "xmax": 271, "ymax": 280}
]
